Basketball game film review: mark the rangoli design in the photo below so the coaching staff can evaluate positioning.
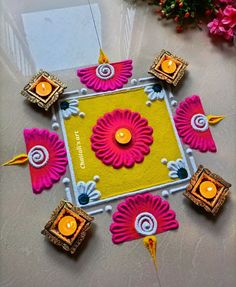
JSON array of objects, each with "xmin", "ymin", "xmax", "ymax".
[
  {"xmin": 77, "ymin": 60, "xmax": 133, "ymax": 92},
  {"xmin": 77, "ymin": 50, "xmax": 133, "ymax": 92},
  {"xmin": 174, "ymin": 95, "xmax": 224, "ymax": 153},
  {"xmin": 58, "ymin": 84, "xmax": 195, "ymax": 208},
  {"xmin": 60, "ymin": 99, "xmax": 79, "ymax": 119},
  {"xmin": 91, "ymin": 109, "xmax": 153, "ymax": 169},
  {"xmin": 110, "ymin": 193, "xmax": 179, "ymax": 270},
  {"xmin": 76, "ymin": 180, "xmax": 101, "ymax": 206},
  {"xmin": 167, "ymin": 158, "xmax": 188, "ymax": 180},
  {"xmin": 144, "ymin": 83, "xmax": 165, "ymax": 101},
  {"xmin": 24, "ymin": 128, "xmax": 68, "ymax": 193},
  {"xmin": 110, "ymin": 193, "xmax": 179, "ymax": 244},
  {"xmin": 2, "ymin": 128, "xmax": 68, "ymax": 194}
]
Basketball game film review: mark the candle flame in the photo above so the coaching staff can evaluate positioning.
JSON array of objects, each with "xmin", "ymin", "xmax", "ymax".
[
  {"xmin": 168, "ymin": 60, "xmax": 173, "ymax": 66},
  {"xmin": 42, "ymin": 83, "xmax": 46, "ymax": 91}
]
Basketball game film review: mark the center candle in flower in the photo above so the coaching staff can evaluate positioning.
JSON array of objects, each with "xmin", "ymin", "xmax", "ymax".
[
  {"xmin": 199, "ymin": 181, "xmax": 217, "ymax": 199},
  {"xmin": 36, "ymin": 81, "xmax": 52, "ymax": 97},
  {"xmin": 115, "ymin": 128, "xmax": 132, "ymax": 144},
  {"xmin": 58, "ymin": 215, "xmax": 77, "ymax": 237},
  {"xmin": 161, "ymin": 59, "xmax": 177, "ymax": 74}
]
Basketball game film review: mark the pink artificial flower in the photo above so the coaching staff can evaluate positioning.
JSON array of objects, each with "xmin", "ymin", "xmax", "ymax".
[
  {"xmin": 216, "ymin": 0, "xmax": 234, "ymax": 4},
  {"xmin": 91, "ymin": 109, "xmax": 153, "ymax": 169},
  {"xmin": 24, "ymin": 128, "xmax": 68, "ymax": 193},
  {"xmin": 207, "ymin": 19, "xmax": 226, "ymax": 35},
  {"xmin": 216, "ymin": 8, "xmax": 225, "ymax": 20},
  {"xmin": 207, "ymin": 8, "xmax": 226, "ymax": 35},
  {"xmin": 110, "ymin": 193, "xmax": 179, "ymax": 244},
  {"xmin": 222, "ymin": 5, "xmax": 236, "ymax": 28},
  {"xmin": 223, "ymin": 27, "xmax": 234, "ymax": 40}
]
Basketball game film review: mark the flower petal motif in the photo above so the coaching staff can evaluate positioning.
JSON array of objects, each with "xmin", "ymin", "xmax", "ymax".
[
  {"xmin": 23, "ymin": 128, "xmax": 68, "ymax": 193},
  {"xmin": 144, "ymin": 84, "xmax": 165, "ymax": 101},
  {"xmin": 110, "ymin": 193, "xmax": 179, "ymax": 244},
  {"xmin": 167, "ymin": 158, "xmax": 188, "ymax": 179},
  {"xmin": 174, "ymin": 95, "xmax": 217, "ymax": 153},
  {"xmin": 76, "ymin": 180, "xmax": 101, "ymax": 205},
  {"xmin": 60, "ymin": 99, "xmax": 79, "ymax": 119},
  {"xmin": 91, "ymin": 109, "xmax": 153, "ymax": 169},
  {"xmin": 77, "ymin": 60, "xmax": 133, "ymax": 92}
]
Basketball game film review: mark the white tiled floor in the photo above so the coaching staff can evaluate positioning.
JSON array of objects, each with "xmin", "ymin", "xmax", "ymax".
[{"xmin": 0, "ymin": 1, "xmax": 236, "ymax": 287}]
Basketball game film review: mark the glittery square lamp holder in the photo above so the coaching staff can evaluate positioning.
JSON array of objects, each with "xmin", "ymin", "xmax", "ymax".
[
  {"xmin": 184, "ymin": 165, "xmax": 231, "ymax": 216},
  {"xmin": 21, "ymin": 70, "xmax": 67, "ymax": 111},
  {"xmin": 41, "ymin": 200, "xmax": 93, "ymax": 254},
  {"xmin": 149, "ymin": 50, "xmax": 188, "ymax": 86}
]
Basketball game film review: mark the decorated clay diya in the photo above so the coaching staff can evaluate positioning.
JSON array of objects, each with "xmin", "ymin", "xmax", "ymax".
[
  {"xmin": 21, "ymin": 70, "xmax": 66, "ymax": 111},
  {"xmin": 184, "ymin": 165, "xmax": 231, "ymax": 216},
  {"xmin": 41, "ymin": 200, "xmax": 93, "ymax": 254},
  {"xmin": 149, "ymin": 49, "xmax": 188, "ymax": 86}
]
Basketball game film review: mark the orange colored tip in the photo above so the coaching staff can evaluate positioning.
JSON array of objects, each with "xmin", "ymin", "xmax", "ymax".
[
  {"xmin": 1, "ymin": 154, "xmax": 28, "ymax": 166},
  {"xmin": 98, "ymin": 49, "xmax": 109, "ymax": 64},
  {"xmin": 207, "ymin": 115, "xmax": 224, "ymax": 125},
  {"xmin": 143, "ymin": 235, "xmax": 158, "ymax": 272}
]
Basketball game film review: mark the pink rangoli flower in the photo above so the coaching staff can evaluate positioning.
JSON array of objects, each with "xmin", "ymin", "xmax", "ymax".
[
  {"xmin": 110, "ymin": 193, "xmax": 179, "ymax": 244},
  {"xmin": 174, "ymin": 95, "xmax": 217, "ymax": 153},
  {"xmin": 91, "ymin": 109, "xmax": 153, "ymax": 169},
  {"xmin": 222, "ymin": 5, "xmax": 236, "ymax": 28},
  {"xmin": 77, "ymin": 60, "xmax": 133, "ymax": 92},
  {"xmin": 24, "ymin": 128, "xmax": 68, "ymax": 193}
]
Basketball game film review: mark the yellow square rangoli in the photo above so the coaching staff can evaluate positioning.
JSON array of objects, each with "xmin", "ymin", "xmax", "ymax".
[{"xmin": 59, "ymin": 84, "xmax": 192, "ymax": 208}]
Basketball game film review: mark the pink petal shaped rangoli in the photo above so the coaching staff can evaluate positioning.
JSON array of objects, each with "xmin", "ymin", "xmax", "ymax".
[
  {"xmin": 24, "ymin": 128, "xmax": 68, "ymax": 193},
  {"xmin": 91, "ymin": 109, "xmax": 153, "ymax": 169},
  {"xmin": 77, "ymin": 60, "xmax": 133, "ymax": 92},
  {"xmin": 174, "ymin": 95, "xmax": 217, "ymax": 153},
  {"xmin": 110, "ymin": 193, "xmax": 179, "ymax": 244}
]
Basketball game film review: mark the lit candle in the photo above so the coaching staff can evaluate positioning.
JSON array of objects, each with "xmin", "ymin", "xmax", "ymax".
[
  {"xmin": 58, "ymin": 215, "xmax": 77, "ymax": 237},
  {"xmin": 115, "ymin": 128, "xmax": 132, "ymax": 145},
  {"xmin": 161, "ymin": 59, "xmax": 177, "ymax": 74},
  {"xmin": 199, "ymin": 181, "xmax": 217, "ymax": 199},
  {"xmin": 36, "ymin": 81, "xmax": 52, "ymax": 97}
]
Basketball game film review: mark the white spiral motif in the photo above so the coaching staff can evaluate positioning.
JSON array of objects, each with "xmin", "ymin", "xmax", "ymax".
[
  {"xmin": 134, "ymin": 212, "xmax": 158, "ymax": 236},
  {"xmin": 96, "ymin": 64, "xmax": 115, "ymax": 80},
  {"xmin": 28, "ymin": 145, "xmax": 49, "ymax": 168},
  {"xmin": 191, "ymin": 114, "xmax": 209, "ymax": 132}
]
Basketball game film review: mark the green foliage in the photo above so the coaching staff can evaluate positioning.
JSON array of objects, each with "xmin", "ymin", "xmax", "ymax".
[{"xmin": 154, "ymin": 0, "xmax": 216, "ymax": 31}]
